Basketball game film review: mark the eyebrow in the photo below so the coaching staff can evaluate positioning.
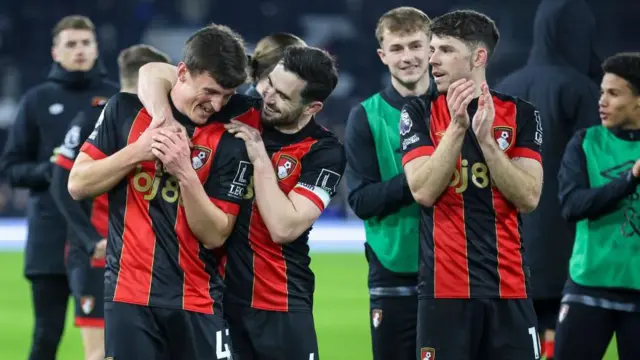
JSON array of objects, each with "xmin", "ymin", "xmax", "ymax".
[
  {"xmin": 268, "ymin": 75, "xmax": 291, "ymax": 100},
  {"xmin": 204, "ymin": 87, "xmax": 234, "ymax": 96}
]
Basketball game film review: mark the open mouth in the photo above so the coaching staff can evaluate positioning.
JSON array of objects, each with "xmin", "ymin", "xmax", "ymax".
[
  {"xmin": 198, "ymin": 104, "xmax": 213, "ymax": 115},
  {"xmin": 264, "ymin": 106, "xmax": 278, "ymax": 114}
]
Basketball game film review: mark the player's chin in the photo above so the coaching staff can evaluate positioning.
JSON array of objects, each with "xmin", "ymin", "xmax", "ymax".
[
  {"xmin": 435, "ymin": 81, "xmax": 449, "ymax": 93},
  {"xmin": 601, "ymin": 118, "xmax": 616, "ymax": 128},
  {"xmin": 190, "ymin": 107, "xmax": 211, "ymax": 125}
]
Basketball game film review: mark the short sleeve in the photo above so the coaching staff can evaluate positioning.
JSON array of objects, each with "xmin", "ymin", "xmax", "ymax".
[
  {"xmin": 511, "ymin": 101, "xmax": 543, "ymax": 163},
  {"xmin": 54, "ymin": 111, "xmax": 98, "ymax": 171},
  {"xmin": 400, "ymin": 97, "xmax": 435, "ymax": 166},
  {"xmin": 203, "ymin": 134, "xmax": 253, "ymax": 216},
  {"xmin": 292, "ymin": 139, "xmax": 346, "ymax": 212},
  {"xmin": 80, "ymin": 97, "xmax": 119, "ymax": 160}
]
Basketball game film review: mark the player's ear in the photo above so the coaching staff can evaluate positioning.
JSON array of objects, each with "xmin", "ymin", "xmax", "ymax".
[
  {"xmin": 376, "ymin": 48, "xmax": 388, "ymax": 65},
  {"xmin": 303, "ymin": 101, "xmax": 323, "ymax": 116},
  {"xmin": 473, "ymin": 47, "xmax": 488, "ymax": 69},
  {"xmin": 176, "ymin": 62, "xmax": 188, "ymax": 83}
]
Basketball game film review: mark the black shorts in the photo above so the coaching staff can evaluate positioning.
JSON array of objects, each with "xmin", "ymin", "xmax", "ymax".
[
  {"xmin": 417, "ymin": 298, "xmax": 540, "ymax": 360},
  {"xmin": 104, "ymin": 301, "xmax": 231, "ymax": 360},
  {"xmin": 533, "ymin": 298, "xmax": 561, "ymax": 332},
  {"xmin": 67, "ymin": 256, "xmax": 105, "ymax": 327},
  {"xmin": 225, "ymin": 302, "xmax": 318, "ymax": 360},
  {"xmin": 370, "ymin": 295, "xmax": 417, "ymax": 360}
]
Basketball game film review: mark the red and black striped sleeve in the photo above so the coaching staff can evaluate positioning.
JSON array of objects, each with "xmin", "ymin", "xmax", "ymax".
[
  {"xmin": 292, "ymin": 137, "xmax": 346, "ymax": 212},
  {"xmin": 512, "ymin": 100, "xmax": 543, "ymax": 163},
  {"xmin": 400, "ymin": 97, "xmax": 435, "ymax": 166},
  {"xmin": 80, "ymin": 95, "xmax": 121, "ymax": 160},
  {"xmin": 203, "ymin": 132, "xmax": 253, "ymax": 216}
]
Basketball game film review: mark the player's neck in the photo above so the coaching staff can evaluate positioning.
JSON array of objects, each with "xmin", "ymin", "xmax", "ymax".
[
  {"xmin": 276, "ymin": 114, "xmax": 312, "ymax": 134},
  {"xmin": 391, "ymin": 75, "xmax": 431, "ymax": 98},
  {"xmin": 120, "ymin": 87, "xmax": 136, "ymax": 94},
  {"xmin": 169, "ymin": 88, "xmax": 187, "ymax": 115},
  {"xmin": 471, "ymin": 71, "xmax": 487, "ymax": 98}
]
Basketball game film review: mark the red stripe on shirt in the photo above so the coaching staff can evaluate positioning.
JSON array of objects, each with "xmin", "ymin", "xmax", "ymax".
[
  {"xmin": 80, "ymin": 142, "xmax": 107, "ymax": 160},
  {"xmin": 402, "ymin": 146, "xmax": 435, "ymax": 167},
  {"xmin": 511, "ymin": 147, "xmax": 542, "ymax": 164},
  {"xmin": 250, "ymin": 207, "xmax": 289, "ymax": 311},
  {"xmin": 492, "ymin": 188, "xmax": 527, "ymax": 298},
  {"xmin": 175, "ymin": 206, "xmax": 214, "ymax": 314},
  {"xmin": 55, "ymin": 154, "xmax": 74, "ymax": 171},
  {"xmin": 113, "ymin": 113, "xmax": 156, "ymax": 306},
  {"xmin": 210, "ymin": 198, "xmax": 240, "ymax": 216},
  {"xmin": 433, "ymin": 180, "xmax": 470, "ymax": 298}
]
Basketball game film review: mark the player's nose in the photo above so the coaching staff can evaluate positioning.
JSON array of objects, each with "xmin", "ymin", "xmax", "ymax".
[{"xmin": 210, "ymin": 96, "xmax": 223, "ymax": 113}]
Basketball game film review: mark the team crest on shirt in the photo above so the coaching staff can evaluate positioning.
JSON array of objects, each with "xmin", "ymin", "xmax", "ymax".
[
  {"xmin": 372, "ymin": 309, "xmax": 383, "ymax": 329},
  {"xmin": 276, "ymin": 154, "xmax": 298, "ymax": 180},
  {"xmin": 91, "ymin": 96, "xmax": 108, "ymax": 108},
  {"xmin": 493, "ymin": 126, "xmax": 514, "ymax": 151},
  {"xmin": 191, "ymin": 146, "xmax": 212, "ymax": 170},
  {"xmin": 80, "ymin": 296, "xmax": 95, "ymax": 315},
  {"xmin": 420, "ymin": 347, "xmax": 436, "ymax": 360}
]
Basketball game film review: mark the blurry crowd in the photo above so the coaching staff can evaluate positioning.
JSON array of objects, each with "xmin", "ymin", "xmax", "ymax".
[{"xmin": 0, "ymin": 0, "xmax": 637, "ymax": 219}]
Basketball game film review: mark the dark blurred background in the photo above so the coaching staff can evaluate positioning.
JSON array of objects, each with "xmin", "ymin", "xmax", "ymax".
[{"xmin": 0, "ymin": 0, "xmax": 637, "ymax": 220}]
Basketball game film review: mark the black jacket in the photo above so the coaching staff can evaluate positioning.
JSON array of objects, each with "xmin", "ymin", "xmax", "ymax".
[
  {"xmin": 0, "ymin": 61, "xmax": 118, "ymax": 276},
  {"xmin": 495, "ymin": 0, "xmax": 602, "ymax": 298}
]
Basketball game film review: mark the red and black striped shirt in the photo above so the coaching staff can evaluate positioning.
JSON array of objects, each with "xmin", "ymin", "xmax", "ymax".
[
  {"xmin": 400, "ymin": 90, "xmax": 543, "ymax": 299},
  {"xmin": 52, "ymin": 110, "xmax": 108, "ymax": 268},
  {"xmin": 223, "ymin": 119, "xmax": 346, "ymax": 312},
  {"xmin": 81, "ymin": 93, "xmax": 258, "ymax": 314}
]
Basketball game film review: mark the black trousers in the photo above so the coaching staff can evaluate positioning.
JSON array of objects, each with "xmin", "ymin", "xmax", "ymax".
[
  {"xmin": 555, "ymin": 302, "xmax": 640, "ymax": 360},
  {"xmin": 27, "ymin": 274, "xmax": 70, "ymax": 360}
]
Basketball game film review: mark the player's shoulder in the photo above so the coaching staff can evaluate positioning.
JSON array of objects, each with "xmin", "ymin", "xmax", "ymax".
[
  {"xmin": 566, "ymin": 127, "xmax": 591, "ymax": 153},
  {"xmin": 576, "ymin": 125, "xmax": 604, "ymax": 142},
  {"xmin": 208, "ymin": 93, "xmax": 262, "ymax": 126},
  {"xmin": 490, "ymin": 89, "xmax": 537, "ymax": 112},
  {"xmin": 402, "ymin": 95, "xmax": 434, "ymax": 121},
  {"xmin": 308, "ymin": 122, "xmax": 345, "ymax": 158},
  {"xmin": 20, "ymin": 82, "xmax": 57, "ymax": 103},
  {"xmin": 358, "ymin": 90, "xmax": 385, "ymax": 108},
  {"xmin": 103, "ymin": 92, "xmax": 144, "ymax": 120}
]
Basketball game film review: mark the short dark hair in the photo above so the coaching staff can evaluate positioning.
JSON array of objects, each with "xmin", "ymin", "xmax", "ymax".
[
  {"xmin": 375, "ymin": 7, "xmax": 431, "ymax": 45},
  {"xmin": 602, "ymin": 52, "xmax": 640, "ymax": 95},
  {"xmin": 118, "ymin": 44, "xmax": 171, "ymax": 89},
  {"xmin": 52, "ymin": 15, "xmax": 95, "ymax": 42},
  {"xmin": 250, "ymin": 32, "xmax": 306, "ymax": 83},
  {"xmin": 281, "ymin": 46, "xmax": 338, "ymax": 103},
  {"xmin": 183, "ymin": 24, "xmax": 248, "ymax": 89},
  {"xmin": 430, "ymin": 10, "xmax": 500, "ymax": 59}
]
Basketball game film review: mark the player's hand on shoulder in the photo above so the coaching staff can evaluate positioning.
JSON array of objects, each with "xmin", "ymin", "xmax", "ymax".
[
  {"xmin": 151, "ymin": 129, "xmax": 192, "ymax": 181},
  {"xmin": 446, "ymin": 79, "xmax": 475, "ymax": 129},
  {"xmin": 225, "ymin": 119, "xmax": 268, "ymax": 166}
]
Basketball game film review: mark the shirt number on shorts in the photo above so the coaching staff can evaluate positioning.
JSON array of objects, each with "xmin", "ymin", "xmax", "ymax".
[
  {"xmin": 528, "ymin": 326, "xmax": 541, "ymax": 359},
  {"xmin": 216, "ymin": 329, "xmax": 231, "ymax": 359}
]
